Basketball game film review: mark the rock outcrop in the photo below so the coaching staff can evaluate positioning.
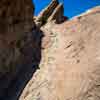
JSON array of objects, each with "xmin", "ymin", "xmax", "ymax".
[
  {"xmin": 0, "ymin": 0, "xmax": 34, "ymax": 34},
  {"xmin": 0, "ymin": 0, "xmax": 43, "ymax": 99},
  {"xmin": 35, "ymin": 0, "xmax": 66, "ymax": 27},
  {"xmin": 20, "ymin": 6, "xmax": 100, "ymax": 100},
  {"xmin": 48, "ymin": 3, "xmax": 64, "ymax": 23},
  {"xmin": 0, "ymin": 0, "xmax": 100, "ymax": 100}
]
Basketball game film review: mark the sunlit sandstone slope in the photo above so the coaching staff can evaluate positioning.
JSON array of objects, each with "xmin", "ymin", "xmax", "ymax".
[{"xmin": 20, "ymin": 6, "xmax": 100, "ymax": 100}]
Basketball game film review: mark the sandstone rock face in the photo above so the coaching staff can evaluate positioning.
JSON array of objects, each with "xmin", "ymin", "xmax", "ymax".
[
  {"xmin": 0, "ymin": 0, "xmax": 41, "ymax": 98},
  {"xmin": 20, "ymin": 6, "xmax": 100, "ymax": 100}
]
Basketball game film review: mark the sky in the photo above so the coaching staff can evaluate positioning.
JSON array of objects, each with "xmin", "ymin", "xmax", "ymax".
[{"xmin": 33, "ymin": 0, "xmax": 100, "ymax": 18}]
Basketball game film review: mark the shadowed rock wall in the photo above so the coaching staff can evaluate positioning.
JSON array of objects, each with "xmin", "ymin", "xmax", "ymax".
[{"xmin": 0, "ymin": 0, "xmax": 42, "ymax": 98}]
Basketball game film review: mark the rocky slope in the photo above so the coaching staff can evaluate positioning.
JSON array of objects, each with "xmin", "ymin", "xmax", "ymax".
[{"xmin": 20, "ymin": 5, "xmax": 100, "ymax": 100}]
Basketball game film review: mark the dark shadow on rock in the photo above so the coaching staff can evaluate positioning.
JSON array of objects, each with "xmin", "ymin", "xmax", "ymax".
[
  {"xmin": 55, "ymin": 16, "xmax": 69, "ymax": 24},
  {"xmin": 0, "ymin": 27, "xmax": 44, "ymax": 100}
]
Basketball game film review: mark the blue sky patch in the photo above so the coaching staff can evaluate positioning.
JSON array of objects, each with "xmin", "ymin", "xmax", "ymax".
[{"xmin": 33, "ymin": 0, "xmax": 100, "ymax": 18}]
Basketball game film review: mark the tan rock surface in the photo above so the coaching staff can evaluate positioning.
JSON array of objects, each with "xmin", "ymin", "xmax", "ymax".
[{"xmin": 20, "ymin": 6, "xmax": 100, "ymax": 100}]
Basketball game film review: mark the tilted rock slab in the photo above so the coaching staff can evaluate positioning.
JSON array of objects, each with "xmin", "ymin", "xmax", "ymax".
[
  {"xmin": 35, "ymin": 0, "xmax": 64, "ymax": 27},
  {"xmin": 36, "ymin": 0, "xmax": 59, "ymax": 19},
  {"xmin": 48, "ymin": 3, "xmax": 64, "ymax": 23},
  {"xmin": 0, "ymin": 0, "xmax": 34, "ymax": 33},
  {"xmin": 20, "ymin": 6, "xmax": 100, "ymax": 100}
]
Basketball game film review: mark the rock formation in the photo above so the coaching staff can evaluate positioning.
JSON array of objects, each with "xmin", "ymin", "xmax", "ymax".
[
  {"xmin": 20, "ymin": 6, "xmax": 100, "ymax": 100},
  {"xmin": 35, "ymin": 0, "xmax": 66, "ymax": 27},
  {"xmin": 0, "ymin": 0, "xmax": 43, "ymax": 99},
  {"xmin": 48, "ymin": 3, "xmax": 64, "ymax": 23},
  {"xmin": 0, "ymin": 0, "xmax": 34, "ymax": 34},
  {"xmin": 0, "ymin": 0, "xmax": 100, "ymax": 100}
]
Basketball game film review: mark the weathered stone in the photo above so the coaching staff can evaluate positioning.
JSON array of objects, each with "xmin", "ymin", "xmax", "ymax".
[
  {"xmin": 0, "ymin": 0, "xmax": 42, "ymax": 98},
  {"xmin": 20, "ymin": 6, "xmax": 100, "ymax": 100},
  {"xmin": 0, "ymin": 0, "xmax": 34, "ymax": 34},
  {"xmin": 36, "ymin": 0, "xmax": 58, "ymax": 20},
  {"xmin": 0, "ymin": 0, "xmax": 35, "ymax": 75},
  {"xmin": 35, "ymin": 0, "xmax": 59, "ymax": 26},
  {"xmin": 48, "ymin": 3, "xmax": 64, "ymax": 23},
  {"xmin": 0, "ymin": 0, "xmax": 100, "ymax": 100},
  {"xmin": 35, "ymin": 0, "xmax": 66, "ymax": 27}
]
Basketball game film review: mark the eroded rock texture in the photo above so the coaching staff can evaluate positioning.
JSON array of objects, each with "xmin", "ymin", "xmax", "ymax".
[
  {"xmin": 20, "ymin": 6, "xmax": 100, "ymax": 100},
  {"xmin": 0, "ymin": 0, "xmax": 43, "ymax": 99}
]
